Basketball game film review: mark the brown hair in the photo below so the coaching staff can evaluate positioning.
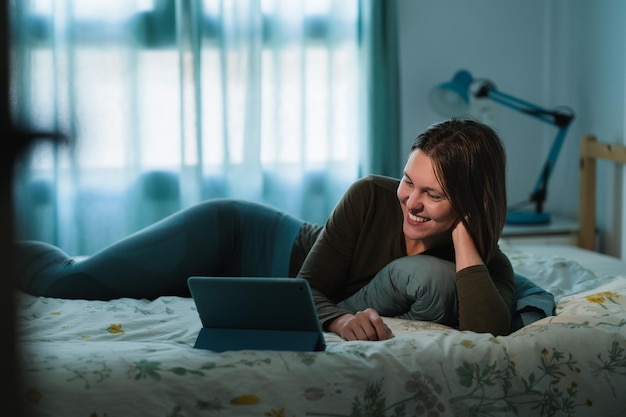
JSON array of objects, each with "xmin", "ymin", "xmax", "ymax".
[{"xmin": 411, "ymin": 118, "xmax": 507, "ymax": 262}]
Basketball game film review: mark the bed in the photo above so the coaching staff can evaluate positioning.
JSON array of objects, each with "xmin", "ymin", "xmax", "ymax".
[{"xmin": 15, "ymin": 135, "xmax": 626, "ymax": 417}]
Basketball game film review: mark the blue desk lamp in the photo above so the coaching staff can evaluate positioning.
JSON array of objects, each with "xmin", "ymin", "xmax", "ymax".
[{"xmin": 429, "ymin": 69, "xmax": 575, "ymax": 225}]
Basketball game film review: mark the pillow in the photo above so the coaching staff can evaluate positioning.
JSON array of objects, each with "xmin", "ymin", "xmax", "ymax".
[
  {"xmin": 338, "ymin": 255, "xmax": 458, "ymax": 327},
  {"xmin": 337, "ymin": 255, "xmax": 556, "ymax": 332}
]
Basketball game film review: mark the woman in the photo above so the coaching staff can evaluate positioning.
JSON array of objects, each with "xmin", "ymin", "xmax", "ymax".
[
  {"xmin": 301, "ymin": 118, "xmax": 513, "ymax": 340},
  {"xmin": 14, "ymin": 118, "xmax": 514, "ymax": 340}
]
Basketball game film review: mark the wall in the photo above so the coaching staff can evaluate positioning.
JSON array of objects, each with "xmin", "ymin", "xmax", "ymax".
[
  {"xmin": 396, "ymin": 0, "xmax": 626, "ymax": 258},
  {"xmin": 567, "ymin": 0, "xmax": 626, "ymax": 258}
]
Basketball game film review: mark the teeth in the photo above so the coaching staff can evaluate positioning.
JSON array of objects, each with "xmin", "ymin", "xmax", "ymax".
[{"xmin": 409, "ymin": 213, "xmax": 428, "ymax": 223}]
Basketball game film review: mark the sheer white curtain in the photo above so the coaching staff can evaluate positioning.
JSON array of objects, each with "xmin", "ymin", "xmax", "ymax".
[{"xmin": 11, "ymin": 0, "xmax": 363, "ymax": 255}]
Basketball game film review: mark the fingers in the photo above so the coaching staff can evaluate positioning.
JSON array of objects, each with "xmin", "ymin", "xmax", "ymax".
[{"xmin": 340, "ymin": 308, "xmax": 393, "ymax": 341}]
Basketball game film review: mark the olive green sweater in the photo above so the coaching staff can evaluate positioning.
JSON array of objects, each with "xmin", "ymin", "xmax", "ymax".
[{"xmin": 295, "ymin": 175, "xmax": 515, "ymax": 336}]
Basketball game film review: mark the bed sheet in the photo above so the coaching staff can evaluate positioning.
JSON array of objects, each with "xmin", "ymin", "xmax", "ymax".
[{"xmin": 16, "ymin": 245, "xmax": 626, "ymax": 417}]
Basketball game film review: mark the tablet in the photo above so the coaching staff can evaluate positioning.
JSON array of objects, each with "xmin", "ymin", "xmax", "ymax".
[{"xmin": 187, "ymin": 276, "xmax": 326, "ymax": 352}]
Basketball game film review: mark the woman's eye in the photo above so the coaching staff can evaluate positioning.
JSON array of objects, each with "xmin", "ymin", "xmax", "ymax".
[{"xmin": 428, "ymin": 193, "xmax": 443, "ymax": 201}]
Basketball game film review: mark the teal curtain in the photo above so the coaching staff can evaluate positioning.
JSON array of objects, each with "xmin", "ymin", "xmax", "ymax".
[
  {"xmin": 10, "ymin": 0, "xmax": 400, "ymax": 255},
  {"xmin": 360, "ymin": 0, "xmax": 401, "ymax": 177}
]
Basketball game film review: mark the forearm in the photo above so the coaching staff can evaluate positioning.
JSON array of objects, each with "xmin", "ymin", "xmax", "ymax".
[
  {"xmin": 451, "ymin": 219, "xmax": 484, "ymax": 270},
  {"xmin": 451, "ymin": 219, "xmax": 511, "ymax": 335},
  {"xmin": 311, "ymin": 287, "xmax": 353, "ymax": 330}
]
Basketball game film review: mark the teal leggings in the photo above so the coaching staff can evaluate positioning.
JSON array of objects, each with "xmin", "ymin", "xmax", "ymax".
[{"xmin": 15, "ymin": 199, "xmax": 304, "ymax": 300}]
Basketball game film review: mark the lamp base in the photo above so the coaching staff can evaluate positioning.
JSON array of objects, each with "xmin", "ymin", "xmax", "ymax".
[{"xmin": 506, "ymin": 211, "xmax": 551, "ymax": 225}]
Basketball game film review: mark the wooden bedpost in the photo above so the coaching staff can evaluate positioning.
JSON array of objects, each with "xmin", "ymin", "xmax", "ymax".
[
  {"xmin": 578, "ymin": 134, "xmax": 626, "ymax": 251},
  {"xmin": 578, "ymin": 135, "xmax": 597, "ymax": 250}
]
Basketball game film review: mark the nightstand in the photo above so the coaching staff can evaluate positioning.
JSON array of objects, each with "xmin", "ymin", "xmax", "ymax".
[{"xmin": 499, "ymin": 215, "xmax": 579, "ymax": 246}]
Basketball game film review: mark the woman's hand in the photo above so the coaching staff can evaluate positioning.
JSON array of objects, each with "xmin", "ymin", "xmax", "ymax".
[
  {"xmin": 328, "ymin": 308, "xmax": 393, "ymax": 341},
  {"xmin": 451, "ymin": 218, "xmax": 484, "ymax": 271}
]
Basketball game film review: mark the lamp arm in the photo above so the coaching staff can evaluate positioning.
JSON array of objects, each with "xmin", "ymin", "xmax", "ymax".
[
  {"xmin": 476, "ymin": 85, "xmax": 572, "ymax": 127},
  {"xmin": 476, "ymin": 84, "xmax": 575, "ymax": 213},
  {"xmin": 529, "ymin": 126, "xmax": 571, "ymax": 212}
]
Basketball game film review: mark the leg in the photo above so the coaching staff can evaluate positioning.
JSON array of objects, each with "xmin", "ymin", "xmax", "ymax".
[
  {"xmin": 338, "ymin": 255, "xmax": 459, "ymax": 327},
  {"xmin": 14, "ymin": 199, "xmax": 303, "ymax": 300}
]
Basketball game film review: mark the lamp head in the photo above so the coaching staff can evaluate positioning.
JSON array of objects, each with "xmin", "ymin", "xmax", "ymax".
[{"xmin": 429, "ymin": 69, "xmax": 474, "ymax": 117}]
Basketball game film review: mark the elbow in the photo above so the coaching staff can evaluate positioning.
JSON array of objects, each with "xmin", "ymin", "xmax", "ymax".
[
  {"xmin": 458, "ymin": 307, "xmax": 511, "ymax": 336},
  {"xmin": 490, "ymin": 312, "xmax": 511, "ymax": 336}
]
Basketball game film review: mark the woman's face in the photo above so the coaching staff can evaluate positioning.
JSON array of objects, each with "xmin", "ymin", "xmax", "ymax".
[{"xmin": 397, "ymin": 149, "xmax": 458, "ymax": 248}]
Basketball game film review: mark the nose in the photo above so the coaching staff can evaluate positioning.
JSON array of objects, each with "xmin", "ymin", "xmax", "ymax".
[{"xmin": 405, "ymin": 191, "xmax": 424, "ymax": 213}]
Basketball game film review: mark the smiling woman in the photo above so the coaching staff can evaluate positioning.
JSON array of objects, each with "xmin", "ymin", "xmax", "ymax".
[
  {"xmin": 298, "ymin": 118, "xmax": 513, "ymax": 339},
  {"xmin": 15, "ymin": 118, "xmax": 515, "ymax": 341}
]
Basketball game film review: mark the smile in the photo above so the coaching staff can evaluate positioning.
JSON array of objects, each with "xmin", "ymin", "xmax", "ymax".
[{"xmin": 408, "ymin": 212, "xmax": 429, "ymax": 223}]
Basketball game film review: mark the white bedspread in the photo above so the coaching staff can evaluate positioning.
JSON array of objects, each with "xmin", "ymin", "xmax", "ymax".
[{"xmin": 16, "ymin": 247, "xmax": 626, "ymax": 417}]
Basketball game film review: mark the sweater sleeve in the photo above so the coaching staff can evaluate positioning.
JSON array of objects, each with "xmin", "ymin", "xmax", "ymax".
[
  {"xmin": 298, "ymin": 178, "xmax": 373, "ymax": 329},
  {"xmin": 456, "ymin": 248, "xmax": 515, "ymax": 335},
  {"xmin": 297, "ymin": 175, "xmax": 404, "ymax": 329}
]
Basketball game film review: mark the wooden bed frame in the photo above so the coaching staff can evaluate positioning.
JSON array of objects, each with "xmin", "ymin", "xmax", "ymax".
[{"xmin": 578, "ymin": 134, "xmax": 626, "ymax": 250}]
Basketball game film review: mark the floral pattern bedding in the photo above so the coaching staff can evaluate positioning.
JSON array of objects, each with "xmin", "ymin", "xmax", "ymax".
[{"xmin": 16, "ymin": 249, "xmax": 626, "ymax": 417}]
